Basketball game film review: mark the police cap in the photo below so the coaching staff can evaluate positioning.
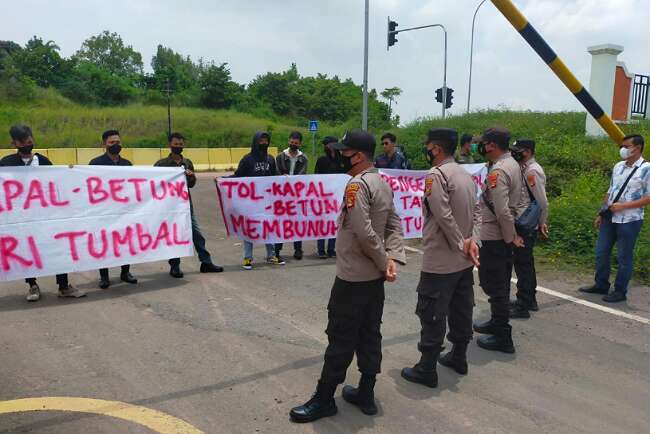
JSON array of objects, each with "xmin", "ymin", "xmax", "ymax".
[{"xmin": 332, "ymin": 129, "xmax": 376, "ymax": 156}]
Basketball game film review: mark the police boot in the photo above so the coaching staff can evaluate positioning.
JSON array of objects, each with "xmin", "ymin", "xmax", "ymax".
[
  {"xmin": 509, "ymin": 302, "xmax": 531, "ymax": 319},
  {"xmin": 401, "ymin": 350, "xmax": 439, "ymax": 388},
  {"xmin": 342, "ymin": 374, "xmax": 377, "ymax": 415},
  {"xmin": 438, "ymin": 343, "xmax": 468, "ymax": 375},
  {"xmin": 473, "ymin": 318, "xmax": 498, "ymax": 335},
  {"xmin": 289, "ymin": 380, "xmax": 338, "ymax": 423},
  {"xmin": 477, "ymin": 325, "xmax": 515, "ymax": 354}
]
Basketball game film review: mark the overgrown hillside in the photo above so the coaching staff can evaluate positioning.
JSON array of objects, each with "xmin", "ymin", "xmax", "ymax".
[{"xmin": 399, "ymin": 111, "xmax": 650, "ymax": 283}]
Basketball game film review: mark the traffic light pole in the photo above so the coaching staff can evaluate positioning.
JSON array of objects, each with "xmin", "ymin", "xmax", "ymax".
[
  {"xmin": 362, "ymin": 0, "xmax": 369, "ymax": 130},
  {"xmin": 388, "ymin": 23, "xmax": 448, "ymax": 118}
]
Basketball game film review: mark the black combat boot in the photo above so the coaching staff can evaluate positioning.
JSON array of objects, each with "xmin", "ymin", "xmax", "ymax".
[
  {"xmin": 342, "ymin": 374, "xmax": 377, "ymax": 415},
  {"xmin": 289, "ymin": 380, "xmax": 338, "ymax": 423},
  {"xmin": 473, "ymin": 318, "xmax": 498, "ymax": 335},
  {"xmin": 401, "ymin": 350, "xmax": 439, "ymax": 388},
  {"xmin": 438, "ymin": 343, "xmax": 468, "ymax": 375},
  {"xmin": 477, "ymin": 324, "xmax": 515, "ymax": 354},
  {"xmin": 509, "ymin": 302, "xmax": 531, "ymax": 319}
]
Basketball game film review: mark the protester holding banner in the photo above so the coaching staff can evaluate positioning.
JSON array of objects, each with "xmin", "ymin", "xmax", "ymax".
[
  {"xmin": 89, "ymin": 130, "xmax": 139, "ymax": 289},
  {"xmin": 290, "ymin": 130, "xmax": 406, "ymax": 423},
  {"xmin": 233, "ymin": 131, "xmax": 284, "ymax": 269},
  {"xmin": 401, "ymin": 128, "xmax": 480, "ymax": 388},
  {"xmin": 510, "ymin": 139, "xmax": 548, "ymax": 318},
  {"xmin": 314, "ymin": 136, "xmax": 343, "ymax": 259},
  {"xmin": 474, "ymin": 127, "xmax": 528, "ymax": 354},
  {"xmin": 274, "ymin": 131, "xmax": 309, "ymax": 261},
  {"xmin": 0, "ymin": 125, "xmax": 86, "ymax": 301},
  {"xmin": 154, "ymin": 133, "xmax": 224, "ymax": 277}
]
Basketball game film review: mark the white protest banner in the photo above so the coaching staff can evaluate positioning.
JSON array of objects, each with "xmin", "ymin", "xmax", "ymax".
[
  {"xmin": 216, "ymin": 174, "xmax": 350, "ymax": 244},
  {"xmin": 216, "ymin": 164, "xmax": 487, "ymax": 243},
  {"xmin": 378, "ymin": 164, "xmax": 487, "ymax": 238},
  {"xmin": 0, "ymin": 166, "xmax": 193, "ymax": 282}
]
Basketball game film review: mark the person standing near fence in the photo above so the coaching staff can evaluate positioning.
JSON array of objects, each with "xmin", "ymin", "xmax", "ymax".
[
  {"xmin": 274, "ymin": 131, "xmax": 308, "ymax": 261},
  {"xmin": 314, "ymin": 136, "xmax": 344, "ymax": 258},
  {"xmin": 579, "ymin": 134, "xmax": 649, "ymax": 303},
  {"xmin": 289, "ymin": 129, "xmax": 405, "ymax": 423},
  {"xmin": 233, "ymin": 131, "xmax": 284, "ymax": 270},
  {"xmin": 89, "ymin": 130, "xmax": 139, "ymax": 289},
  {"xmin": 509, "ymin": 139, "xmax": 549, "ymax": 318},
  {"xmin": 154, "ymin": 132, "xmax": 224, "ymax": 278},
  {"xmin": 1, "ymin": 125, "xmax": 86, "ymax": 301}
]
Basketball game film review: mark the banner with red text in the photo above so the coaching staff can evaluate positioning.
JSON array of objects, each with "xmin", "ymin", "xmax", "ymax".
[
  {"xmin": 379, "ymin": 165, "xmax": 487, "ymax": 238},
  {"xmin": 217, "ymin": 174, "xmax": 348, "ymax": 244},
  {"xmin": 216, "ymin": 164, "xmax": 487, "ymax": 244},
  {"xmin": 0, "ymin": 166, "xmax": 193, "ymax": 282}
]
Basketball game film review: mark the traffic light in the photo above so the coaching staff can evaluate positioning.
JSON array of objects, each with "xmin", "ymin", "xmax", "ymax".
[
  {"xmin": 435, "ymin": 88, "xmax": 443, "ymax": 103},
  {"xmin": 445, "ymin": 87, "xmax": 454, "ymax": 109},
  {"xmin": 387, "ymin": 18, "xmax": 398, "ymax": 49}
]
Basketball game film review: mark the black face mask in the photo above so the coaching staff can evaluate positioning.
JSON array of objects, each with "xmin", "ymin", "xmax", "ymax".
[
  {"xmin": 478, "ymin": 142, "xmax": 488, "ymax": 157},
  {"xmin": 422, "ymin": 146, "xmax": 434, "ymax": 166},
  {"xmin": 107, "ymin": 144, "xmax": 122, "ymax": 155},
  {"xmin": 171, "ymin": 147, "xmax": 183, "ymax": 155},
  {"xmin": 289, "ymin": 144, "xmax": 299, "ymax": 152},
  {"xmin": 258, "ymin": 144, "xmax": 269, "ymax": 154},
  {"xmin": 341, "ymin": 152, "xmax": 358, "ymax": 172},
  {"xmin": 18, "ymin": 145, "xmax": 34, "ymax": 155},
  {"xmin": 511, "ymin": 149, "xmax": 525, "ymax": 162}
]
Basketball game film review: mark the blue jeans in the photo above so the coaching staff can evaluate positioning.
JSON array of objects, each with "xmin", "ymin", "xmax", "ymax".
[
  {"xmin": 594, "ymin": 218, "xmax": 643, "ymax": 294},
  {"xmin": 170, "ymin": 211, "xmax": 212, "ymax": 267},
  {"xmin": 317, "ymin": 238, "xmax": 336, "ymax": 255},
  {"xmin": 243, "ymin": 241, "xmax": 275, "ymax": 261}
]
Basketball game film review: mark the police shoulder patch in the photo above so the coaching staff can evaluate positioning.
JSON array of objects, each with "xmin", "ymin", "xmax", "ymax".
[
  {"xmin": 346, "ymin": 182, "xmax": 361, "ymax": 209},
  {"xmin": 425, "ymin": 177, "xmax": 433, "ymax": 196},
  {"xmin": 527, "ymin": 173, "xmax": 536, "ymax": 187},
  {"xmin": 488, "ymin": 172, "xmax": 499, "ymax": 189}
]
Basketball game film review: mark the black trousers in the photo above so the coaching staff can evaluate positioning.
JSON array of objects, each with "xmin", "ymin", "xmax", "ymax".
[
  {"xmin": 25, "ymin": 274, "xmax": 68, "ymax": 289},
  {"xmin": 514, "ymin": 233, "xmax": 537, "ymax": 307},
  {"xmin": 320, "ymin": 277, "xmax": 385, "ymax": 385},
  {"xmin": 478, "ymin": 240, "xmax": 514, "ymax": 326},
  {"xmin": 99, "ymin": 265, "xmax": 130, "ymax": 280},
  {"xmin": 274, "ymin": 241, "xmax": 303, "ymax": 255},
  {"xmin": 416, "ymin": 268, "xmax": 475, "ymax": 353}
]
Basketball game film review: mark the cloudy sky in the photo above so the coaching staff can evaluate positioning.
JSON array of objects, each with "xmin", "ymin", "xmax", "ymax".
[{"xmin": 4, "ymin": 0, "xmax": 649, "ymax": 123}]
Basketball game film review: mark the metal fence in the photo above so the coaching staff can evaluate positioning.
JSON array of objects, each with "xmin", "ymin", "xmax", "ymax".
[{"xmin": 632, "ymin": 74, "xmax": 648, "ymax": 119}]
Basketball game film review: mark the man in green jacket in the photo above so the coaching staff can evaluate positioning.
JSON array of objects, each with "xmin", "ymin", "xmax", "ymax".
[{"xmin": 154, "ymin": 132, "xmax": 223, "ymax": 277}]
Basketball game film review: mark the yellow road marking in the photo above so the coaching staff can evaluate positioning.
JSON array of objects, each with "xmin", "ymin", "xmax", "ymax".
[{"xmin": 0, "ymin": 397, "xmax": 204, "ymax": 434}]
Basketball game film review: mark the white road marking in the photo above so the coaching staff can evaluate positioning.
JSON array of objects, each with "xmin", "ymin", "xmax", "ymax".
[{"xmin": 405, "ymin": 247, "xmax": 650, "ymax": 326}]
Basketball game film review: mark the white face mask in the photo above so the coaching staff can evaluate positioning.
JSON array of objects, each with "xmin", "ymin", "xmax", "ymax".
[{"xmin": 619, "ymin": 147, "xmax": 632, "ymax": 160}]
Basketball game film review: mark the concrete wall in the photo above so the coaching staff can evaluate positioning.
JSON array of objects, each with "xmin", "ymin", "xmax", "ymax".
[{"xmin": 585, "ymin": 44, "xmax": 624, "ymax": 137}]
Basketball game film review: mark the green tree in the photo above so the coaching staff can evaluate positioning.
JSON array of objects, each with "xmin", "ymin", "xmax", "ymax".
[
  {"xmin": 380, "ymin": 87, "xmax": 402, "ymax": 119},
  {"xmin": 151, "ymin": 45, "xmax": 199, "ymax": 93},
  {"xmin": 75, "ymin": 31, "xmax": 143, "ymax": 77},
  {"xmin": 13, "ymin": 36, "xmax": 69, "ymax": 87},
  {"xmin": 198, "ymin": 62, "xmax": 241, "ymax": 109}
]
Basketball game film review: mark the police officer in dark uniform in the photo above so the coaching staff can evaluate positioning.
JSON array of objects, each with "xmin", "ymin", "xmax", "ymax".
[
  {"xmin": 400, "ymin": 128, "xmax": 481, "ymax": 387},
  {"xmin": 89, "ymin": 129, "xmax": 138, "ymax": 289},
  {"xmin": 289, "ymin": 130, "xmax": 406, "ymax": 423},
  {"xmin": 474, "ymin": 127, "xmax": 528, "ymax": 353}
]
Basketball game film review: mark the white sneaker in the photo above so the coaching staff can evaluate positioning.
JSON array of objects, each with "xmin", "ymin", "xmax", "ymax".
[{"xmin": 26, "ymin": 283, "xmax": 41, "ymax": 302}]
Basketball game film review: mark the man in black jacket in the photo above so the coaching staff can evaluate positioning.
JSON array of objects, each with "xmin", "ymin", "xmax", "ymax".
[
  {"xmin": 88, "ymin": 130, "xmax": 138, "ymax": 289},
  {"xmin": 274, "ymin": 131, "xmax": 309, "ymax": 260},
  {"xmin": 315, "ymin": 136, "xmax": 344, "ymax": 258},
  {"xmin": 233, "ymin": 131, "xmax": 284, "ymax": 270},
  {"xmin": 0, "ymin": 125, "xmax": 86, "ymax": 301},
  {"xmin": 154, "ymin": 132, "xmax": 224, "ymax": 277}
]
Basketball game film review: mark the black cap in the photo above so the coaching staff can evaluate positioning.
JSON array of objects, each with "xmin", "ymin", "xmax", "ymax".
[
  {"xmin": 479, "ymin": 126, "xmax": 511, "ymax": 148},
  {"xmin": 426, "ymin": 128, "xmax": 458, "ymax": 146},
  {"xmin": 512, "ymin": 139, "xmax": 535, "ymax": 151},
  {"xmin": 322, "ymin": 136, "xmax": 338, "ymax": 146},
  {"xmin": 332, "ymin": 129, "xmax": 376, "ymax": 155}
]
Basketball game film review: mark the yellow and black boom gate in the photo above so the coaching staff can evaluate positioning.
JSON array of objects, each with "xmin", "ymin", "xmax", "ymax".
[{"xmin": 490, "ymin": 0, "xmax": 625, "ymax": 144}]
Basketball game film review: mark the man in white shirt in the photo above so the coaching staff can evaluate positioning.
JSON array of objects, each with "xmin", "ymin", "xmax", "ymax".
[{"xmin": 579, "ymin": 134, "xmax": 649, "ymax": 303}]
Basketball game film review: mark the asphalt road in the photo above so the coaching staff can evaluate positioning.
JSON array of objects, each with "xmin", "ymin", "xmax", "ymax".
[{"xmin": 1, "ymin": 173, "xmax": 649, "ymax": 434}]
